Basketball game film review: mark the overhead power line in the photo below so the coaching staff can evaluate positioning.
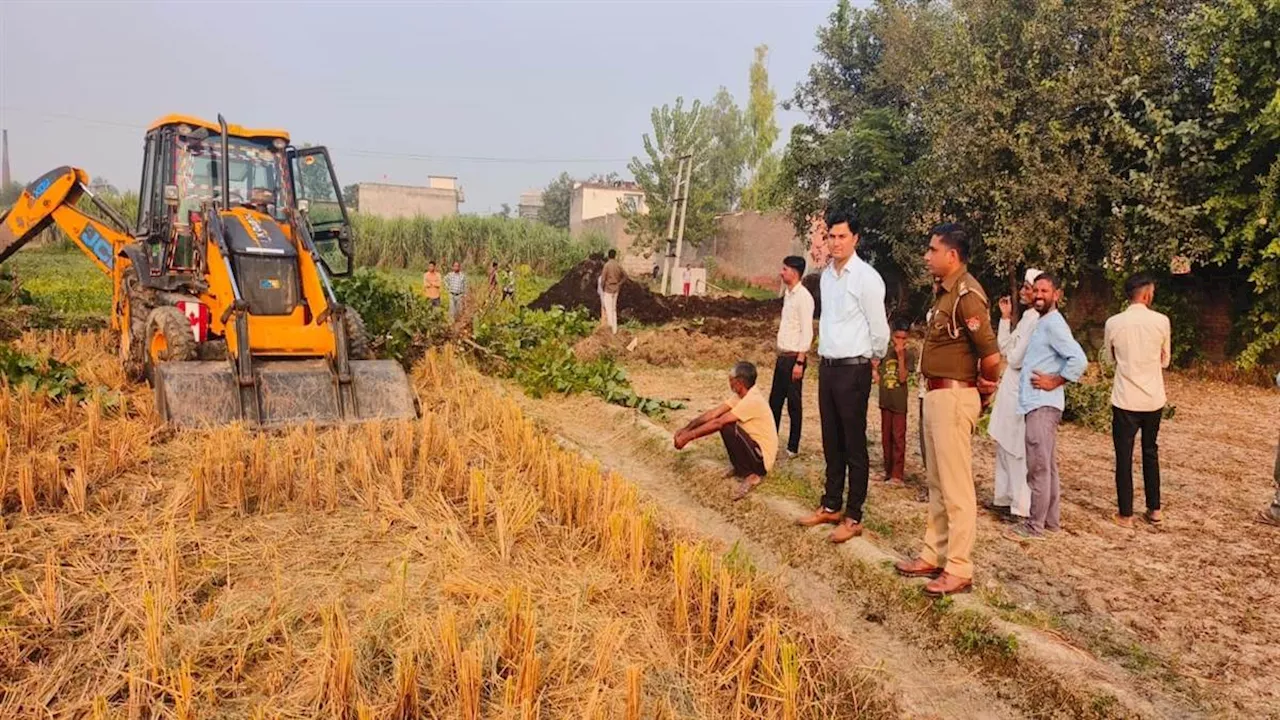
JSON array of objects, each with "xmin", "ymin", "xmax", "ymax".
[{"xmin": 0, "ymin": 106, "xmax": 631, "ymax": 165}]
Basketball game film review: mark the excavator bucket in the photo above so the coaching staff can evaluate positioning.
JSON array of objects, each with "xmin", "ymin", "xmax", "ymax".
[{"xmin": 153, "ymin": 359, "xmax": 418, "ymax": 429}]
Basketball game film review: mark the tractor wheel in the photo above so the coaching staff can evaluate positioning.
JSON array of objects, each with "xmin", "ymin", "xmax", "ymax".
[
  {"xmin": 118, "ymin": 271, "xmax": 149, "ymax": 382},
  {"xmin": 143, "ymin": 306, "xmax": 198, "ymax": 384},
  {"xmin": 344, "ymin": 309, "xmax": 374, "ymax": 360}
]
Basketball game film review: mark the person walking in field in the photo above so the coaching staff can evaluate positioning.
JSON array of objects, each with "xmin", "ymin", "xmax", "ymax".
[
  {"xmin": 795, "ymin": 209, "xmax": 889, "ymax": 545},
  {"xmin": 1103, "ymin": 272, "xmax": 1171, "ymax": 528},
  {"xmin": 423, "ymin": 261, "xmax": 443, "ymax": 309},
  {"xmin": 599, "ymin": 250, "xmax": 625, "ymax": 334},
  {"xmin": 488, "ymin": 261, "xmax": 500, "ymax": 296},
  {"xmin": 875, "ymin": 319, "xmax": 916, "ymax": 486},
  {"xmin": 988, "ymin": 269, "xmax": 1042, "ymax": 523},
  {"xmin": 674, "ymin": 361, "xmax": 779, "ymax": 502},
  {"xmin": 895, "ymin": 223, "xmax": 1002, "ymax": 597},
  {"xmin": 444, "ymin": 261, "xmax": 467, "ymax": 322},
  {"xmin": 501, "ymin": 264, "xmax": 517, "ymax": 304},
  {"xmin": 768, "ymin": 256, "xmax": 814, "ymax": 460},
  {"xmin": 1005, "ymin": 273, "xmax": 1087, "ymax": 542}
]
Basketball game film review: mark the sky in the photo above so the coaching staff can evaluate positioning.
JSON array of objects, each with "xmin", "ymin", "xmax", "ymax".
[{"xmin": 0, "ymin": 1, "xmax": 845, "ymax": 214}]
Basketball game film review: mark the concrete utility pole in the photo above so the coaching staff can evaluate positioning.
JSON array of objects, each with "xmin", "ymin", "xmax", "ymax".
[
  {"xmin": 659, "ymin": 154, "xmax": 693, "ymax": 296},
  {"xmin": 1, "ymin": 130, "xmax": 10, "ymax": 189}
]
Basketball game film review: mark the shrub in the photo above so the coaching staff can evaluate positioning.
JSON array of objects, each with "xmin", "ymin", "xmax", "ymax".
[
  {"xmin": 0, "ymin": 344, "xmax": 91, "ymax": 401},
  {"xmin": 1063, "ymin": 362, "xmax": 1176, "ymax": 433},
  {"xmin": 332, "ymin": 269, "xmax": 447, "ymax": 366},
  {"xmin": 473, "ymin": 306, "xmax": 684, "ymax": 417}
]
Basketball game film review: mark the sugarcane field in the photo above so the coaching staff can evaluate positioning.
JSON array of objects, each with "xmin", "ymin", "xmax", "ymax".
[{"xmin": 2, "ymin": 2, "xmax": 1279, "ymax": 719}]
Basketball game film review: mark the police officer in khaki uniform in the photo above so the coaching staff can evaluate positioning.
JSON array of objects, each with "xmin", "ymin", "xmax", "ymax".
[{"xmin": 895, "ymin": 223, "xmax": 1003, "ymax": 596}]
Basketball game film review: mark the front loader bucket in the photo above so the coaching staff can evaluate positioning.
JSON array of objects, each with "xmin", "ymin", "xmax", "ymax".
[{"xmin": 153, "ymin": 359, "xmax": 418, "ymax": 429}]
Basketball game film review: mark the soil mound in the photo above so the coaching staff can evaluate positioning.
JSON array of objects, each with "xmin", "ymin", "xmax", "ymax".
[{"xmin": 532, "ymin": 255, "xmax": 784, "ymax": 324}]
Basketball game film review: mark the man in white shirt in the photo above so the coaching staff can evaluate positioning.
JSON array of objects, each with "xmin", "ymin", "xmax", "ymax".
[
  {"xmin": 988, "ymin": 268, "xmax": 1041, "ymax": 522},
  {"xmin": 769, "ymin": 256, "xmax": 815, "ymax": 459},
  {"xmin": 1103, "ymin": 273, "xmax": 1172, "ymax": 527},
  {"xmin": 795, "ymin": 209, "xmax": 890, "ymax": 544}
]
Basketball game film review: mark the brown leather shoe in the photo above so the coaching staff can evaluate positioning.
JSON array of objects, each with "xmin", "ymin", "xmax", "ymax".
[
  {"xmin": 924, "ymin": 571, "xmax": 972, "ymax": 597},
  {"xmin": 894, "ymin": 557, "xmax": 943, "ymax": 578},
  {"xmin": 828, "ymin": 518, "xmax": 863, "ymax": 543},
  {"xmin": 796, "ymin": 507, "xmax": 843, "ymax": 527}
]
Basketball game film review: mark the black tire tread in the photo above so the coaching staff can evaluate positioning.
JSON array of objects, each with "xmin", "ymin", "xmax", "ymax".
[{"xmin": 344, "ymin": 309, "xmax": 374, "ymax": 360}]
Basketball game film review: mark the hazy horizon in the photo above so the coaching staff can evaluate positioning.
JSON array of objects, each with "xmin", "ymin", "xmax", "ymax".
[{"xmin": 0, "ymin": 1, "xmax": 849, "ymax": 215}]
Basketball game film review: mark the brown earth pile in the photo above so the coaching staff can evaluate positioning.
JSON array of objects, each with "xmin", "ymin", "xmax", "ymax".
[{"xmin": 531, "ymin": 255, "xmax": 785, "ymax": 324}]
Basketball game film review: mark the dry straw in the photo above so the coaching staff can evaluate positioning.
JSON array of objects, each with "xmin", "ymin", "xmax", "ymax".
[{"xmin": 0, "ymin": 336, "xmax": 887, "ymax": 718}]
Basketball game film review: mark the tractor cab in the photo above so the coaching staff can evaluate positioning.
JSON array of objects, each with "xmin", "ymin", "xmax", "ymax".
[{"xmin": 134, "ymin": 115, "xmax": 354, "ymax": 286}]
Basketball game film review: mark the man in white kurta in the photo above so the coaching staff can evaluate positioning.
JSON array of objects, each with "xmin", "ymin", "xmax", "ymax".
[{"xmin": 989, "ymin": 269, "xmax": 1042, "ymax": 520}]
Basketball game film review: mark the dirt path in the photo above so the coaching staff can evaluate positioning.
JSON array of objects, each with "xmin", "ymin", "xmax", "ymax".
[
  {"xmin": 619, "ymin": 361, "xmax": 1279, "ymax": 718},
  {"xmin": 510, "ymin": 378, "xmax": 1229, "ymax": 718},
  {"xmin": 516, "ymin": 393, "xmax": 1024, "ymax": 720}
]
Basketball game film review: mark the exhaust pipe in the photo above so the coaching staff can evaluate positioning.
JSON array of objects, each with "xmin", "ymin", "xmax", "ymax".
[{"xmin": 217, "ymin": 114, "xmax": 231, "ymax": 211}]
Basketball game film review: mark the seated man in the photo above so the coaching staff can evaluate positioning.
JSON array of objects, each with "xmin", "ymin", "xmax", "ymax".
[{"xmin": 674, "ymin": 361, "xmax": 779, "ymax": 501}]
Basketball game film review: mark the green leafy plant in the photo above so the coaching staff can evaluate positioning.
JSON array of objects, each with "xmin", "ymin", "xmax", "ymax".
[
  {"xmin": 0, "ymin": 344, "xmax": 91, "ymax": 402},
  {"xmin": 473, "ymin": 306, "xmax": 684, "ymax": 417},
  {"xmin": 332, "ymin": 269, "xmax": 447, "ymax": 367}
]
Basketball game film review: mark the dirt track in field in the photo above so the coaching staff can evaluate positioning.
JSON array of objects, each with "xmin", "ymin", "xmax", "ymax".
[{"xmin": 524, "ymin": 322, "xmax": 1280, "ymax": 718}]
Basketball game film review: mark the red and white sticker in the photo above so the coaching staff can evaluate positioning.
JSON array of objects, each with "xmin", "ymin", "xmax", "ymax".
[{"xmin": 177, "ymin": 301, "xmax": 210, "ymax": 343}]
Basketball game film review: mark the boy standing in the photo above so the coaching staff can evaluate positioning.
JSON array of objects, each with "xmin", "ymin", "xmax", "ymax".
[{"xmin": 875, "ymin": 320, "xmax": 916, "ymax": 485}]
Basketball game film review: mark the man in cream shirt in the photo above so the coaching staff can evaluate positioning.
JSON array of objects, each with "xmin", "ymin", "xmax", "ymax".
[{"xmin": 1103, "ymin": 273, "xmax": 1172, "ymax": 527}]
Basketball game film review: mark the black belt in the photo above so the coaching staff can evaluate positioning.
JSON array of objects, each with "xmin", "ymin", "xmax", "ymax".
[{"xmin": 819, "ymin": 356, "xmax": 871, "ymax": 367}]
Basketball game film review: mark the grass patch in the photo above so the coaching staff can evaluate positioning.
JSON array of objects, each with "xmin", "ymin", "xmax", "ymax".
[
  {"xmin": 760, "ymin": 466, "xmax": 819, "ymax": 505},
  {"xmin": 4, "ymin": 247, "xmax": 111, "ymax": 321}
]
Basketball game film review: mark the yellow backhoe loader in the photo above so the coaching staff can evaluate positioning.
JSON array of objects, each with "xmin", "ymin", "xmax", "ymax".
[{"xmin": 0, "ymin": 113, "xmax": 418, "ymax": 428}]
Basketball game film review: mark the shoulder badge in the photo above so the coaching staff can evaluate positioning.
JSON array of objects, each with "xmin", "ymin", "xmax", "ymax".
[{"xmin": 966, "ymin": 317, "xmax": 981, "ymax": 332}]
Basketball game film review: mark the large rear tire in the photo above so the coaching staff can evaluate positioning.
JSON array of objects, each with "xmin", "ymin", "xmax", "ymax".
[
  {"xmin": 344, "ymin": 309, "xmax": 374, "ymax": 360},
  {"xmin": 143, "ymin": 306, "xmax": 198, "ymax": 384},
  {"xmin": 119, "ymin": 270, "xmax": 149, "ymax": 382}
]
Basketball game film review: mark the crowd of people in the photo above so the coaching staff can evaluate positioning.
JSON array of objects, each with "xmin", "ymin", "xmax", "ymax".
[
  {"xmin": 672, "ymin": 208, "xmax": 1280, "ymax": 596},
  {"xmin": 421, "ymin": 259, "xmax": 517, "ymax": 322}
]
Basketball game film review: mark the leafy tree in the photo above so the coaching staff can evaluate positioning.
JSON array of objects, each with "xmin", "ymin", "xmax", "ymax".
[
  {"xmin": 1, "ymin": 181, "xmax": 23, "ymax": 209},
  {"xmin": 702, "ymin": 87, "xmax": 750, "ymax": 212},
  {"xmin": 623, "ymin": 97, "xmax": 720, "ymax": 250},
  {"xmin": 537, "ymin": 171, "xmax": 573, "ymax": 229},
  {"xmin": 498, "ymin": 203, "xmax": 512, "ymax": 219},
  {"xmin": 342, "ymin": 183, "xmax": 359, "ymax": 211},
  {"xmin": 1186, "ymin": 0, "xmax": 1280, "ymax": 366},
  {"xmin": 742, "ymin": 44, "xmax": 784, "ymax": 211}
]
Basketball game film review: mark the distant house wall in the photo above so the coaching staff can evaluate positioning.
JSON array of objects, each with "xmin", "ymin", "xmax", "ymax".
[
  {"xmin": 700, "ymin": 211, "xmax": 805, "ymax": 287},
  {"xmin": 570, "ymin": 183, "xmax": 647, "ymax": 236},
  {"xmin": 356, "ymin": 183, "xmax": 460, "ymax": 220}
]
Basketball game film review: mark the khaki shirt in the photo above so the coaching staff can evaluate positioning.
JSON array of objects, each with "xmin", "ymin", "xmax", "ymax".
[
  {"xmin": 601, "ymin": 259, "xmax": 625, "ymax": 294},
  {"xmin": 423, "ymin": 270, "xmax": 442, "ymax": 300},
  {"xmin": 921, "ymin": 267, "xmax": 999, "ymax": 382}
]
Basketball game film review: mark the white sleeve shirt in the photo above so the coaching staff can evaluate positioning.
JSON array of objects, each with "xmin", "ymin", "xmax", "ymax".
[
  {"xmin": 817, "ymin": 255, "xmax": 889, "ymax": 359},
  {"xmin": 776, "ymin": 282, "xmax": 815, "ymax": 354}
]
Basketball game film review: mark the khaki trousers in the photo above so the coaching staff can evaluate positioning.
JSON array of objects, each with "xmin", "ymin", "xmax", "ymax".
[{"xmin": 921, "ymin": 387, "xmax": 981, "ymax": 579}]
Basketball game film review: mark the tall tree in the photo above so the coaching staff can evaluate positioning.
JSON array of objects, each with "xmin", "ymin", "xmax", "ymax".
[
  {"xmin": 742, "ymin": 45, "xmax": 784, "ymax": 211},
  {"xmin": 702, "ymin": 88, "xmax": 751, "ymax": 212},
  {"xmin": 1186, "ymin": 0, "xmax": 1280, "ymax": 366},
  {"xmin": 622, "ymin": 97, "xmax": 719, "ymax": 249},
  {"xmin": 537, "ymin": 172, "xmax": 573, "ymax": 229},
  {"xmin": 341, "ymin": 184, "xmax": 359, "ymax": 211}
]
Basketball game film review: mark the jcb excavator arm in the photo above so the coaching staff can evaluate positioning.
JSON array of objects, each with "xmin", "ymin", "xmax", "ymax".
[{"xmin": 0, "ymin": 166, "xmax": 134, "ymax": 273}]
